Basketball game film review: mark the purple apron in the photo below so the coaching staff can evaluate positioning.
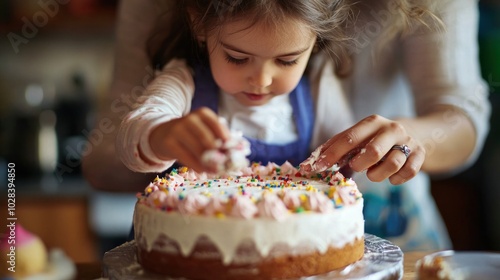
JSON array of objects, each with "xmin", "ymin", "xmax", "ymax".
[{"xmin": 191, "ymin": 64, "xmax": 314, "ymax": 166}]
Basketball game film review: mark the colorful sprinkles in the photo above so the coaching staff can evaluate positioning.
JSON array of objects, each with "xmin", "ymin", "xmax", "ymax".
[{"xmin": 139, "ymin": 162, "xmax": 362, "ymax": 219}]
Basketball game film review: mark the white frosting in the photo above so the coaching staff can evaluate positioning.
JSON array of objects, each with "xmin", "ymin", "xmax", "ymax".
[
  {"xmin": 299, "ymin": 145, "xmax": 324, "ymax": 172},
  {"xmin": 300, "ymin": 144, "xmax": 341, "ymax": 173},
  {"xmin": 134, "ymin": 200, "xmax": 364, "ymax": 265}
]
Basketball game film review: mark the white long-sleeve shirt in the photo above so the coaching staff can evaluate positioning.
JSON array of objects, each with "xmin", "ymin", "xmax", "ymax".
[{"xmin": 113, "ymin": 0, "xmax": 489, "ymax": 250}]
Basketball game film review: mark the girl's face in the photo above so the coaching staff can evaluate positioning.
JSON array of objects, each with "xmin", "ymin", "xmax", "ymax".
[{"xmin": 205, "ymin": 17, "xmax": 316, "ymax": 106}]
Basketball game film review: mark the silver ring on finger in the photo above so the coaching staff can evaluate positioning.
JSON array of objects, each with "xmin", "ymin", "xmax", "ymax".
[{"xmin": 391, "ymin": 145, "xmax": 411, "ymax": 158}]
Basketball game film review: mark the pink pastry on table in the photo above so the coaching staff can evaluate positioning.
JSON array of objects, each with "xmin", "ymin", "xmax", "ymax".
[{"xmin": 0, "ymin": 224, "xmax": 48, "ymax": 278}]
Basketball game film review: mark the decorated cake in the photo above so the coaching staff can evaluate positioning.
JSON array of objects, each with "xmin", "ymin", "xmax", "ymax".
[{"xmin": 133, "ymin": 161, "xmax": 364, "ymax": 279}]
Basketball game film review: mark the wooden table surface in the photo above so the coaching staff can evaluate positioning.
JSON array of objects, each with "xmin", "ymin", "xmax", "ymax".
[
  {"xmin": 402, "ymin": 251, "xmax": 428, "ymax": 279},
  {"xmin": 76, "ymin": 251, "xmax": 429, "ymax": 279}
]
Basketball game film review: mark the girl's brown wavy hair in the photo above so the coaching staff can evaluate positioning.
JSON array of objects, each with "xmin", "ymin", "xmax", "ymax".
[{"xmin": 148, "ymin": 0, "xmax": 443, "ymax": 75}]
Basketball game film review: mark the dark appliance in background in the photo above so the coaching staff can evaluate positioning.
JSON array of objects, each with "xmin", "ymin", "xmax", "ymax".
[
  {"xmin": 54, "ymin": 72, "xmax": 93, "ymax": 179},
  {"xmin": 1, "ymin": 72, "xmax": 92, "ymax": 184}
]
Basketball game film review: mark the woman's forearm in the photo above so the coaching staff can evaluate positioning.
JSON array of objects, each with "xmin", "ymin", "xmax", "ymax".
[
  {"xmin": 82, "ymin": 130, "xmax": 154, "ymax": 192},
  {"xmin": 398, "ymin": 105, "xmax": 476, "ymax": 174}
]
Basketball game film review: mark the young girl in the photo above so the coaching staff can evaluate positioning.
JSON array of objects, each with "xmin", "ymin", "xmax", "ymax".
[{"xmin": 90, "ymin": 0, "xmax": 490, "ymax": 251}]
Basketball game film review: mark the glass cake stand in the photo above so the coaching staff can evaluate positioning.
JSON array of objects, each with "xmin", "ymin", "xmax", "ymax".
[{"xmin": 102, "ymin": 234, "xmax": 403, "ymax": 280}]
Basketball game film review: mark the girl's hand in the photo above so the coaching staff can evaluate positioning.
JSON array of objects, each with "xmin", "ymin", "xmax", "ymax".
[
  {"xmin": 302, "ymin": 115, "xmax": 425, "ymax": 185},
  {"xmin": 149, "ymin": 107, "xmax": 230, "ymax": 173}
]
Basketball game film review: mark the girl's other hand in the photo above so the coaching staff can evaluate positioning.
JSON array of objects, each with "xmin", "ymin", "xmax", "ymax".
[
  {"xmin": 149, "ymin": 107, "xmax": 230, "ymax": 173},
  {"xmin": 303, "ymin": 115, "xmax": 425, "ymax": 185}
]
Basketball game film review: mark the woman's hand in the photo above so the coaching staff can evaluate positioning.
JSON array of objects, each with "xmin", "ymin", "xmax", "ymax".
[
  {"xmin": 149, "ymin": 107, "xmax": 230, "ymax": 173},
  {"xmin": 301, "ymin": 114, "xmax": 425, "ymax": 185}
]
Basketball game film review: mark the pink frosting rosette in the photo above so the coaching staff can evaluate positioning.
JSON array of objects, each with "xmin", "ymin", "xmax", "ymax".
[
  {"xmin": 336, "ymin": 179, "xmax": 359, "ymax": 205},
  {"xmin": 257, "ymin": 194, "xmax": 290, "ymax": 221},
  {"xmin": 279, "ymin": 161, "xmax": 299, "ymax": 175},
  {"xmin": 178, "ymin": 194, "xmax": 210, "ymax": 215},
  {"xmin": 229, "ymin": 196, "xmax": 258, "ymax": 219},
  {"xmin": 168, "ymin": 173, "xmax": 186, "ymax": 187},
  {"xmin": 204, "ymin": 197, "xmax": 227, "ymax": 216},
  {"xmin": 146, "ymin": 191, "xmax": 167, "ymax": 208},
  {"xmin": 145, "ymin": 182, "xmax": 159, "ymax": 193},
  {"xmin": 281, "ymin": 190, "xmax": 301, "ymax": 210},
  {"xmin": 305, "ymin": 192, "xmax": 334, "ymax": 213},
  {"xmin": 165, "ymin": 193, "xmax": 180, "ymax": 210}
]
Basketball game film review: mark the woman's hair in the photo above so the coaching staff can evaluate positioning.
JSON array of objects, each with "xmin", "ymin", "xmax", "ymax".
[
  {"xmin": 368, "ymin": 0, "xmax": 444, "ymax": 48},
  {"xmin": 148, "ymin": 0, "xmax": 442, "ymax": 73}
]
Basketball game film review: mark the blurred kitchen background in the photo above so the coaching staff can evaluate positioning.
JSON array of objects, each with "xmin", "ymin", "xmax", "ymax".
[{"xmin": 0, "ymin": 0, "xmax": 499, "ymax": 263}]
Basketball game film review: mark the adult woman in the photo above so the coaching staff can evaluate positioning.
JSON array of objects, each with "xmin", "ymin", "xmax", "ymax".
[{"xmin": 83, "ymin": 0, "xmax": 490, "ymax": 250}]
